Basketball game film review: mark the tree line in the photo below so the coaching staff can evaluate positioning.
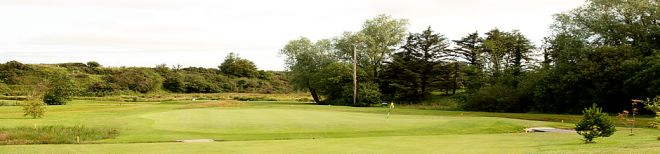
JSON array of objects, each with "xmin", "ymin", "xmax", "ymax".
[{"xmin": 281, "ymin": 0, "xmax": 660, "ymax": 113}]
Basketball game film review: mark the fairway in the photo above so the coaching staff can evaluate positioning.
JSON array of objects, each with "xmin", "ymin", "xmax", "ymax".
[{"xmin": 2, "ymin": 100, "xmax": 660, "ymax": 153}]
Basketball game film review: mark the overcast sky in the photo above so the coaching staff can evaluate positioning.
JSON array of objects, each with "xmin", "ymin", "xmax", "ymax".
[{"xmin": 0, "ymin": 0, "xmax": 584, "ymax": 70}]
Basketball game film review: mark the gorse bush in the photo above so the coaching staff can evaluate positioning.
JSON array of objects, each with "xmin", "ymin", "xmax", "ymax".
[
  {"xmin": 0, "ymin": 125, "xmax": 119, "ymax": 145},
  {"xmin": 86, "ymin": 82, "xmax": 121, "ymax": 97},
  {"xmin": 105, "ymin": 68, "xmax": 163, "ymax": 93},
  {"xmin": 575, "ymin": 104, "xmax": 616, "ymax": 143}
]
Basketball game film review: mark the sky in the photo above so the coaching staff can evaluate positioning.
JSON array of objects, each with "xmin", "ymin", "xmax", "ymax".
[{"xmin": 0, "ymin": 0, "xmax": 585, "ymax": 71}]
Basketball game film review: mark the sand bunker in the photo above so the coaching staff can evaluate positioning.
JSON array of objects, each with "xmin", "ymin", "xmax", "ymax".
[{"xmin": 525, "ymin": 127, "xmax": 576, "ymax": 133}]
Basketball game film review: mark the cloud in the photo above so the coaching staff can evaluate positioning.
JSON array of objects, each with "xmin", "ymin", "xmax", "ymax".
[{"xmin": 0, "ymin": 0, "xmax": 584, "ymax": 70}]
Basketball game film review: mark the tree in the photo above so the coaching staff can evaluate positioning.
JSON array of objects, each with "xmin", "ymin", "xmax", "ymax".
[
  {"xmin": 507, "ymin": 30, "xmax": 534, "ymax": 76},
  {"xmin": 535, "ymin": 0, "xmax": 660, "ymax": 113},
  {"xmin": 281, "ymin": 37, "xmax": 334, "ymax": 103},
  {"xmin": 219, "ymin": 53, "xmax": 259, "ymax": 78},
  {"xmin": 482, "ymin": 29, "xmax": 533, "ymax": 77},
  {"xmin": 335, "ymin": 15, "xmax": 408, "ymax": 82},
  {"xmin": 382, "ymin": 27, "xmax": 450, "ymax": 102},
  {"xmin": 23, "ymin": 83, "xmax": 47, "ymax": 118},
  {"xmin": 452, "ymin": 32, "xmax": 484, "ymax": 68},
  {"xmin": 43, "ymin": 73, "xmax": 78, "ymax": 105},
  {"xmin": 575, "ymin": 104, "xmax": 616, "ymax": 143},
  {"xmin": 482, "ymin": 29, "xmax": 509, "ymax": 76},
  {"xmin": 459, "ymin": 29, "xmax": 535, "ymax": 112}
]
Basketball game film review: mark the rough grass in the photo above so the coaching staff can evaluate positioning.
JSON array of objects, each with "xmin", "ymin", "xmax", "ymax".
[
  {"xmin": 0, "ymin": 100, "xmax": 23, "ymax": 106},
  {"xmin": 182, "ymin": 100, "xmax": 248, "ymax": 108},
  {"xmin": 0, "ymin": 125, "xmax": 119, "ymax": 145}
]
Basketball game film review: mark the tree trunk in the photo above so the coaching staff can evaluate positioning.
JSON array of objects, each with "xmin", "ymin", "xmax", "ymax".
[
  {"xmin": 452, "ymin": 63, "xmax": 458, "ymax": 95},
  {"xmin": 309, "ymin": 86, "xmax": 320, "ymax": 104},
  {"xmin": 307, "ymin": 81, "xmax": 321, "ymax": 104}
]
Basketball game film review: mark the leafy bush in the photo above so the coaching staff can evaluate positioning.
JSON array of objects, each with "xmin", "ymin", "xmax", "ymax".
[
  {"xmin": 86, "ymin": 61, "xmax": 101, "ymax": 68},
  {"xmin": 575, "ymin": 104, "xmax": 616, "ymax": 143},
  {"xmin": 349, "ymin": 82, "xmax": 382, "ymax": 107},
  {"xmin": 106, "ymin": 68, "xmax": 163, "ymax": 93},
  {"xmin": 86, "ymin": 82, "xmax": 121, "ymax": 97},
  {"xmin": 0, "ymin": 125, "xmax": 118, "ymax": 145},
  {"xmin": 0, "ymin": 61, "xmax": 29, "ymax": 84},
  {"xmin": 0, "ymin": 82, "xmax": 9, "ymax": 95},
  {"xmin": 643, "ymin": 96, "xmax": 660, "ymax": 131},
  {"xmin": 461, "ymin": 84, "xmax": 528, "ymax": 112},
  {"xmin": 43, "ymin": 73, "xmax": 77, "ymax": 105},
  {"xmin": 23, "ymin": 99, "xmax": 46, "ymax": 118},
  {"xmin": 23, "ymin": 83, "xmax": 47, "ymax": 118},
  {"xmin": 42, "ymin": 93, "xmax": 66, "ymax": 105},
  {"xmin": 184, "ymin": 74, "xmax": 221, "ymax": 93},
  {"xmin": 163, "ymin": 73, "xmax": 186, "ymax": 92}
]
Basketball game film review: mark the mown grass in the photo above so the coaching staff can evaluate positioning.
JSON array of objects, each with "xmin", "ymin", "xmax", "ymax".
[
  {"xmin": 0, "ymin": 125, "xmax": 119, "ymax": 144},
  {"xmin": 3, "ymin": 129, "xmax": 660, "ymax": 154},
  {"xmin": 0, "ymin": 98, "xmax": 660, "ymax": 153}
]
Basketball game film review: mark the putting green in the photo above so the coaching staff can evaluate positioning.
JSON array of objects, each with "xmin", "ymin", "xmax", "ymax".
[{"xmin": 139, "ymin": 108, "xmax": 560, "ymax": 140}]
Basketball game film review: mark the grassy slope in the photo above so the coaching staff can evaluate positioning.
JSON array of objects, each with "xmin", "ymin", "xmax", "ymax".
[{"xmin": 1, "ymin": 100, "xmax": 660, "ymax": 153}]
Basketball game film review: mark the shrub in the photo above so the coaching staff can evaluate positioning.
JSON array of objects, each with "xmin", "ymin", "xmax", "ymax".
[
  {"xmin": 461, "ymin": 84, "xmax": 527, "ymax": 112},
  {"xmin": 86, "ymin": 61, "xmax": 101, "ymax": 68},
  {"xmin": 86, "ymin": 82, "xmax": 120, "ymax": 97},
  {"xmin": 23, "ymin": 83, "xmax": 47, "ymax": 118},
  {"xmin": 184, "ymin": 74, "xmax": 220, "ymax": 93},
  {"xmin": 43, "ymin": 93, "xmax": 67, "ymax": 105},
  {"xmin": 0, "ymin": 82, "xmax": 9, "ymax": 95},
  {"xmin": 642, "ymin": 96, "xmax": 660, "ymax": 139},
  {"xmin": 42, "ymin": 74, "xmax": 77, "ymax": 105},
  {"xmin": 0, "ymin": 61, "xmax": 29, "ymax": 84},
  {"xmin": 348, "ymin": 82, "xmax": 382, "ymax": 107},
  {"xmin": 575, "ymin": 104, "xmax": 616, "ymax": 143},
  {"xmin": 23, "ymin": 100, "xmax": 46, "ymax": 118},
  {"xmin": 106, "ymin": 68, "xmax": 163, "ymax": 93},
  {"xmin": 163, "ymin": 74, "xmax": 186, "ymax": 93}
]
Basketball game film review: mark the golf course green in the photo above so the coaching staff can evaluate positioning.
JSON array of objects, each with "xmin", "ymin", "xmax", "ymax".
[{"xmin": 1, "ymin": 100, "xmax": 660, "ymax": 153}]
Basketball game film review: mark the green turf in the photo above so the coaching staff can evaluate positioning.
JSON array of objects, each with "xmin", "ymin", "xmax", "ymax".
[{"xmin": 1, "ymin": 99, "xmax": 660, "ymax": 153}]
